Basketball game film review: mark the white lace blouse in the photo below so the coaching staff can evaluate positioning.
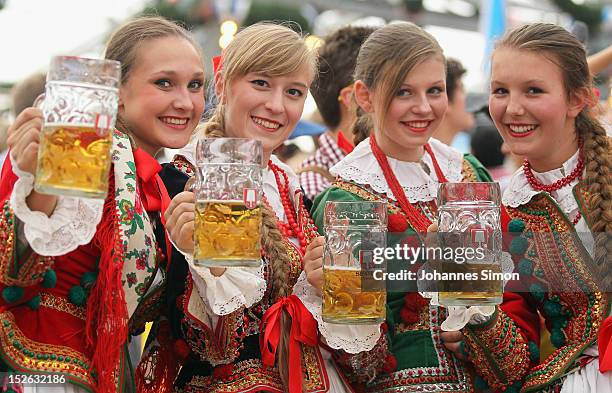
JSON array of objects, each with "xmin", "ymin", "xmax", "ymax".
[
  {"xmin": 9, "ymin": 154, "xmax": 104, "ymax": 256},
  {"xmin": 502, "ymin": 149, "xmax": 594, "ymax": 255},
  {"xmin": 330, "ymin": 137, "xmax": 464, "ymax": 202}
]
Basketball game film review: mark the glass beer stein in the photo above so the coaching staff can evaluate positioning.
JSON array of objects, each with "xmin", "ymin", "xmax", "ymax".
[
  {"xmin": 436, "ymin": 182, "xmax": 503, "ymax": 306},
  {"xmin": 35, "ymin": 56, "xmax": 121, "ymax": 198},
  {"xmin": 322, "ymin": 201, "xmax": 387, "ymax": 324},
  {"xmin": 193, "ymin": 138, "xmax": 263, "ymax": 268}
]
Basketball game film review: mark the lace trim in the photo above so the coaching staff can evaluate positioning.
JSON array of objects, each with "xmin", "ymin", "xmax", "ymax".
[
  {"xmin": 293, "ymin": 271, "xmax": 381, "ymax": 354},
  {"xmin": 9, "ymin": 155, "xmax": 104, "ymax": 256},
  {"xmin": 330, "ymin": 138, "xmax": 463, "ymax": 203},
  {"xmin": 502, "ymin": 151, "xmax": 583, "ymax": 215},
  {"xmin": 188, "ymin": 255, "xmax": 266, "ymax": 316}
]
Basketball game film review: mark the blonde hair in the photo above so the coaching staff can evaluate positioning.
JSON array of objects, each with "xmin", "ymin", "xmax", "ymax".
[
  {"xmin": 200, "ymin": 22, "xmax": 317, "ymax": 389},
  {"xmin": 352, "ymin": 22, "xmax": 444, "ymax": 144},
  {"xmin": 496, "ymin": 23, "xmax": 611, "ymax": 290}
]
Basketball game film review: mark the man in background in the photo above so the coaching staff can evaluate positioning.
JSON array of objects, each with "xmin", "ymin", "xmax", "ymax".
[
  {"xmin": 299, "ymin": 25, "xmax": 376, "ymax": 200},
  {"xmin": 432, "ymin": 59, "xmax": 475, "ymax": 146}
]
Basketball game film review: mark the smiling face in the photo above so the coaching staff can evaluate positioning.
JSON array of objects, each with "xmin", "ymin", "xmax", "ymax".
[
  {"xmin": 222, "ymin": 69, "xmax": 312, "ymax": 160},
  {"xmin": 119, "ymin": 35, "xmax": 205, "ymax": 156},
  {"xmin": 489, "ymin": 48, "xmax": 585, "ymax": 171},
  {"xmin": 357, "ymin": 55, "xmax": 447, "ymax": 161}
]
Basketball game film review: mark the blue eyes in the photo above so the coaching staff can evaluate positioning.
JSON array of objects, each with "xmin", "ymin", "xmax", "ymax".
[{"xmin": 250, "ymin": 79, "xmax": 304, "ymax": 97}]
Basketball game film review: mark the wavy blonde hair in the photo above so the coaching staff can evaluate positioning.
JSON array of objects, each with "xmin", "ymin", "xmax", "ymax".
[
  {"xmin": 495, "ymin": 23, "xmax": 611, "ymax": 290},
  {"xmin": 200, "ymin": 22, "xmax": 317, "ymax": 389}
]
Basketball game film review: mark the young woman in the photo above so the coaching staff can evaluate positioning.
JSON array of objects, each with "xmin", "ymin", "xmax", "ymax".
[
  {"xmin": 0, "ymin": 16, "xmax": 205, "ymax": 392},
  {"xmin": 489, "ymin": 23, "xmax": 611, "ymax": 392},
  {"xmin": 147, "ymin": 22, "xmax": 362, "ymax": 393},
  {"xmin": 304, "ymin": 22, "xmax": 540, "ymax": 392}
]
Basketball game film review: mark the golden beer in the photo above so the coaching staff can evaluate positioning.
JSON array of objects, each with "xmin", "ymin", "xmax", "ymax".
[
  {"xmin": 436, "ymin": 262, "xmax": 503, "ymax": 306},
  {"xmin": 35, "ymin": 125, "xmax": 112, "ymax": 198},
  {"xmin": 194, "ymin": 200, "xmax": 262, "ymax": 267},
  {"xmin": 322, "ymin": 267, "xmax": 386, "ymax": 324}
]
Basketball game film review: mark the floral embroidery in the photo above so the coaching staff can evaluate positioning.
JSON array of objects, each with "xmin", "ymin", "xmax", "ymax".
[
  {"xmin": 118, "ymin": 199, "xmax": 144, "ymax": 235},
  {"xmin": 136, "ymin": 256, "xmax": 147, "ymax": 271},
  {"xmin": 125, "ymin": 161, "xmax": 137, "ymax": 181},
  {"xmin": 112, "ymin": 130, "xmax": 158, "ymax": 313},
  {"xmin": 135, "ymin": 283, "xmax": 146, "ymax": 296},
  {"xmin": 134, "ymin": 182, "xmax": 143, "ymax": 214},
  {"xmin": 126, "ymin": 272, "xmax": 138, "ymax": 287}
]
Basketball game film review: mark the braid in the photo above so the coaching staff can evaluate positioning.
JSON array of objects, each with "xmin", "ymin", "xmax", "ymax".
[
  {"xmin": 260, "ymin": 205, "xmax": 293, "ymax": 389},
  {"xmin": 576, "ymin": 112, "xmax": 612, "ymax": 291},
  {"xmin": 201, "ymin": 105, "xmax": 226, "ymax": 138},
  {"xmin": 260, "ymin": 206, "xmax": 292, "ymax": 299}
]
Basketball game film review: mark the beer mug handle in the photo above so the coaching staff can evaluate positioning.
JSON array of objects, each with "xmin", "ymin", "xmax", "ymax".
[{"xmin": 33, "ymin": 93, "xmax": 45, "ymax": 109}]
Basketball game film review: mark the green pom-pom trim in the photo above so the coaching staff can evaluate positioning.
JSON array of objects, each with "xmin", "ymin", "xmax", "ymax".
[
  {"xmin": 530, "ymin": 283, "xmax": 545, "ymax": 302},
  {"xmin": 474, "ymin": 375, "xmax": 489, "ymax": 391},
  {"xmin": 68, "ymin": 286, "xmax": 87, "ymax": 306},
  {"xmin": 2, "ymin": 286, "xmax": 24, "ymax": 303},
  {"xmin": 528, "ymin": 341, "xmax": 540, "ymax": 363},
  {"xmin": 551, "ymin": 317, "xmax": 567, "ymax": 330},
  {"xmin": 550, "ymin": 328, "xmax": 566, "ymax": 348},
  {"xmin": 509, "ymin": 236, "xmax": 529, "ymax": 255},
  {"xmin": 42, "ymin": 269, "xmax": 57, "ymax": 288},
  {"xmin": 26, "ymin": 294, "xmax": 41, "ymax": 310},
  {"xmin": 80, "ymin": 271, "xmax": 98, "ymax": 290},
  {"xmin": 508, "ymin": 219, "xmax": 526, "ymax": 233},
  {"xmin": 543, "ymin": 300, "xmax": 562, "ymax": 317},
  {"xmin": 517, "ymin": 258, "xmax": 534, "ymax": 275}
]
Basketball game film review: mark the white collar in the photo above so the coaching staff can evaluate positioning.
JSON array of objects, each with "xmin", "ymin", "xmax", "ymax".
[
  {"xmin": 502, "ymin": 149, "xmax": 583, "ymax": 215},
  {"xmin": 330, "ymin": 137, "xmax": 464, "ymax": 203}
]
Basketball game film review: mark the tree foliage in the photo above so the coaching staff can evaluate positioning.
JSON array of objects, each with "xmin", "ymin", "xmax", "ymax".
[
  {"xmin": 550, "ymin": 0, "xmax": 602, "ymax": 34},
  {"xmin": 242, "ymin": 1, "xmax": 311, "ymax": 34}
]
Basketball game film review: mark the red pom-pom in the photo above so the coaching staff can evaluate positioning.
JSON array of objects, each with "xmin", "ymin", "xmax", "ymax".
[
  {"xmin": 404, "ymin": 292, "xmax": 428, "ymax": 311},
  {"xmin": 400, "ymin": 235, "xmax": 421, "ymax": 249},
  {"xmin": 388, "ymin": 213, "xmax": 408, "ymax": 233},
  {"xmin": 382, "ymin": 354, "xmax": 398, "ymax": 374},
  {"xmin": 173, "ymin": 339, "xmax": 190, "ymax": 361},
  {"xmin": 212, "ymin": 363, "xmax": 234, "ymax": 380},
  {"xmin": 400, "ymin": 307, "xmax": 420, "ymax": 324}
]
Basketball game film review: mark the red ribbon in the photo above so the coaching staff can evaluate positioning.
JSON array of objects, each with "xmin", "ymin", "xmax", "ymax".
[
  {"xmin": 133, "ymin": 148, "xmax": 164, "ymax": 212},
  {"xmin": 599, "ymin": 316, "xmax": 612, "ymax": 372},
  {"xmin": 337, "ymin": 130, "xmax": 354, "ymax": 155},
  {"xmin": 132, "ymin": 148, "xmax": 172, "ymax": 264},
  {"xmin": 370, "ymin": 135, "xmax": 447, "ymax": 233},
  {"xmin": 212, "ymin": 55, "xmax": 223, "ymax": 83},
  {"xmin": 260, "ymin": 295, "xmax": 318, "ymax": 393}
]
